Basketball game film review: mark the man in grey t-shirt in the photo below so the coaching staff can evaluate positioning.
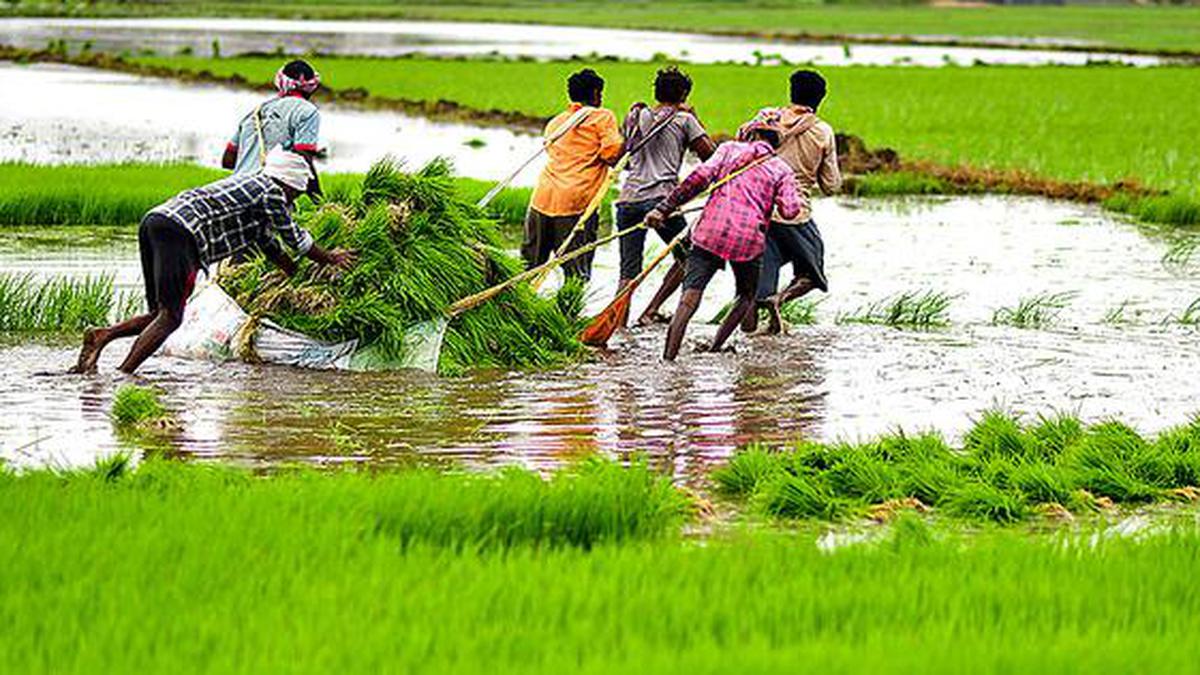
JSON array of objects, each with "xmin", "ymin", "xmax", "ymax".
[
  {"xmin": 222, "ymin": 59, "xmax": 323, "ymax": 201},
  {"xmin": 614, "ymin": 67, "xmax": 715, "ymax": 328}
]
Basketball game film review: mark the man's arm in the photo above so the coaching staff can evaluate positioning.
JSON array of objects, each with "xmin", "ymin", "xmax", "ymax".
[
  {"xmin": 817, "ymin": 130, "xmax": 843, "ymax": 196},
  {"xmin": 293, "ymin": 107, "xmax": 323, "ymax": 200},
  {"xmin": 774, "ymin": 167, "xmax": 803, "ymax": 222},
  {"xmin": 688, "ymin": 135, "xmax": 717, "ymax": 161},
  {"xmin": 221, "ymin": 142, "xmax": 238, "ymax": 171},
  {"xmin": 682, "ymin": 110, "xmax": 717, "ymax": 161},
  {"xmin": 596, "ymin": 109, "xmax": 625, "ymax": 167}
]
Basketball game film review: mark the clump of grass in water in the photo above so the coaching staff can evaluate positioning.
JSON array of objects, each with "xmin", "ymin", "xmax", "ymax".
[
  {"xmin": 0, "ymin": 273, "xmax": 126, "ymax": 333},
  {"xmin": 463, "ymin": 137, "xmax": 487, "ymax": 149},
  {"xmin": 837, "ymin": 290, "xmax": 953, "ymax": 328},
  {"xmin": 715, "ymin": 409, "xmax": 1200, "ymax": 525},
  {"xmin": 110, "ymin": 384, "xmax": 169, "ymax": 428},
  {"xmin": 991, "ymin": 291, "xmax": 1076, "ymax": 329},
  {"xmin": 218, "ymin": 157, "xmax": 584, "ymax": 375},
  {"xmin": 1169, "ymin": 297, "xmax": 1200, "ymax": 326}
]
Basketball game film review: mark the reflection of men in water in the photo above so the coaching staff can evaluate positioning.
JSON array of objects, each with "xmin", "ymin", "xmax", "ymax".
[
  {"xmin": 70, "ymin": 149, "xmax": 354, "ymax": 375},
  {"xmin": 523, "ymin": 68, "xmax": 624, "ymax": 281},
  {"xmin": 742, "ymin": 70, "xmax": 842, "ymax": 335},
  {"xmin": 222, "ymin": 59, "xmax": 324, "ymax": 201},
  {"xmin": 646, "ymin": 121, "xmax": 801, "ymax": 361},
  {"xmin": 615, "ymin": 66, "xmax": 716, "ymax": 328}
]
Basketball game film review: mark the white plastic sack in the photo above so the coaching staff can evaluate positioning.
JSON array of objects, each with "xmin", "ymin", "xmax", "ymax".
[
  {"xmin": 161, "ymin": 283, "xmax": 248, "ymax": 361},
  {"xmin": 252, "ymin": 319, "xmax": 357, "ymax": 371}
]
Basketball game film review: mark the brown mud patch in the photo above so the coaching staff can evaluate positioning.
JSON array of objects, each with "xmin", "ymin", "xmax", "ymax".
[{"xmin": 0, "ymin": 45, "xmax": 1170, "ymax": 207}]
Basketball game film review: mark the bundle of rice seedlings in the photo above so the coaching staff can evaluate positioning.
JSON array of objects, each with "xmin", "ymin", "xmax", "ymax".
[
  {"xmin": 0, "ymin": 272, "xmax": 125, "ymax": 333},
  {"xmin": 110, "ymin": 384, "xmax": 169, "ymax": 428},
  {"xmin": 218, "ymin": 158, "xmax": 585, "ymax": 375}
]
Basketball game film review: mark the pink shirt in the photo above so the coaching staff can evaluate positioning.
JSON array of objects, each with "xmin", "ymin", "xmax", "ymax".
[{"xmin": 657, "ymin": 140, "xmax": 800, "ymax": 262}]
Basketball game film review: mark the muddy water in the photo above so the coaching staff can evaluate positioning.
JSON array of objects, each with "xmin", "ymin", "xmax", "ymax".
[
  {"xmin": 0, "ymin": 62, "xmax": 541, "ymax": 179},
  {"xmin": 0, "ymin": 18, "xmax": 1176, "ymax": 67},
  {"xmin": 3, "ymin": 196, "xmax": 1199, "ymax": 477}
]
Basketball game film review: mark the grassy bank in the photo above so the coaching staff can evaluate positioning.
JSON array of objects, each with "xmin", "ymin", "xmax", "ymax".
[
  {"xmin": 716, "ymin": 410, "xmax": 1200, "ymax": 524},
  {"xmin": 5, "ymin": 1, "xmax": 1200, "ymax": 54},
  {"xmin": 0, "ymin": 163, "xmax": 531, "ymax": 227},
  {"xmin": 2, "ymin": 456, "xmax": 1200, "ymax": 673},
  {"xmin": 121, "ymin": 55, "xmax": 1199, "ymax": 202}
]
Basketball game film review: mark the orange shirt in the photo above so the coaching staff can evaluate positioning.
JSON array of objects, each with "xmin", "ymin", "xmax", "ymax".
[{"xmin": 530, "ymin": 103, "xmax": 624, "ymax": 216}]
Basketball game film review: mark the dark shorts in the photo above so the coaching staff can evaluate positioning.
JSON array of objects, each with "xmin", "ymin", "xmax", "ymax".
[
  {"xmin": 682, "ymin": 246, "xmax": 761, "ymax": 298},
  {"xmin": 615, "ymin": 199, "xmax": 688, "ymax": 281},
  {"xmin": 138, "ymin": 213, "xmax": 201, "ymax": 318},
  {"xmin": 756, "ymin": 219, "xmax": 828, "ymax": 302},
  {"xmin": 521, "ymin": 208, "xmax": 600, "ymax": 280}
]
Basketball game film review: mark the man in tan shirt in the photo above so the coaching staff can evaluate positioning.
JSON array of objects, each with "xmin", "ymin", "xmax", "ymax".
[
  {"xmin": 743, "ymin": 69, "xmax": 843, "ymax": 335},
  {"xmin": 523, "ymin": 68, "xmax": 624, "ymax": 280}
]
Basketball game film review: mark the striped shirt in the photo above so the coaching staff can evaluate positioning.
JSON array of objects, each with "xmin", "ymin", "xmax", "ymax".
[
  {"xmin": 657, "ymin": 140, "xmax": 800, "ymax": 262},
  {"xmin": 151, "ymin": 173, "xmax": 313, "ymax": 267}
]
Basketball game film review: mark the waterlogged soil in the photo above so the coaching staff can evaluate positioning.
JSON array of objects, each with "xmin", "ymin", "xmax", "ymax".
[
  {"xmin": 4, "ymin": 196, "xmax": 1200, "ymax": 477},
  {"xmin": 0, "ymin": 18, "xmax": 1176, "ymax": 67},
  {"xmin": 0, "ymin": 61, "xmax": 542, "ymax": 179}
]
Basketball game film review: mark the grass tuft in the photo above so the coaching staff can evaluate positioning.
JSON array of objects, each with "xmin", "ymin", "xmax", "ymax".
[
  {"xmin": 110, "ymin": 384, "xmax": 168, "ymax": 428},
  {"xmin": 0, "ymin": 273, "xmax": 129, "ymax": 333},
  {"xmin": 991, "ymin": 291, "xmax": 1076, "ymax": 329},
  {"xmin": 838, "ymin": 290, "xmax": 953, "ymax": 328}
]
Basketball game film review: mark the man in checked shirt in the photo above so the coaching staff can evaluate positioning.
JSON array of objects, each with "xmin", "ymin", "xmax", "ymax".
[
  {"xmin": 70, "ymin": 148, "xmax": 354, "ymax": 375},
  {"xmin": 646, "ymin": 120, "xmax": 801, "ymax": 361}
]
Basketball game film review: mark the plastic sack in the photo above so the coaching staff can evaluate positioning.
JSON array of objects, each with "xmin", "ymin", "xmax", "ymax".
[{"xmin": 160, "ymin": 283, "xmax": 248, "ymax": 361}]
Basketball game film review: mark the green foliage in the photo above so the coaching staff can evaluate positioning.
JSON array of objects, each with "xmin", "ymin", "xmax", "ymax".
[
  {"xmin": 218, "ymin": 158, "xmax": 583, "ymax": 374},
  {"xmin": 838, "ymin": 290, "xmax": 952, "ymax": 328},
  {"xmin": 374, "ymin": 457, "xmax": 687, "ymax": 551},
  {"xmin": 991, "ymin": 291, "xmax": 1076, "ymax": 329},
  {"xmin": 718, "ymin": 410, "xmax": 1200, "ymax": 524},
  {"xmin": 109, "ymin": 384, "xmax": 168, "ymax": 428},
  {"xmin": 0, "ymin": 273, "xmax": 132, "ymax": 332}
]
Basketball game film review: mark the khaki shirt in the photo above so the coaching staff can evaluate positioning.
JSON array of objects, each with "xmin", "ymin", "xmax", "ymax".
[
  {"xmin": 773, "ymin": 105, "xmax": 842, "ymax": 224},
  {"xmin": 530, "ymin": 103, "xmax": 623, "ymax": 217}
]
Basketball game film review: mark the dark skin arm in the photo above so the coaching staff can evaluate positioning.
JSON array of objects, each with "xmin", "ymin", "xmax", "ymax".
[
  {"xmin": 296, "ymin": 149, "xmax": 323, "ymax": 202},
  {"xmin": 689, "ymin": 135, "xmax": 717, "ymax": 161},
  {"xmin": 221, "ymin": 145, "xmax": 238, "ymax": 170}
]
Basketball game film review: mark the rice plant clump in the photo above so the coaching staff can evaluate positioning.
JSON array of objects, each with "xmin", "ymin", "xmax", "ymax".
[
  {"xmin": 715, "ymin": 410, "xmax": 1200, "ymax": 525},
  {"xmin": 991, "ymin": 291, "xmax": 1076, "ymax": 329},
  {"xmin": 217, "ymin": 158, "xmax": 584, "ymax": 374},
  {"xmin": 0, "ymin": 273, "xmax": 125, "ymax": 333},
  {"xmin": 110, "ymin": 384, "xmax": 168, "ymax": 428},
  {"xmin": 838, "ymin": 290, "xmax": 953, "ymax": 328}
]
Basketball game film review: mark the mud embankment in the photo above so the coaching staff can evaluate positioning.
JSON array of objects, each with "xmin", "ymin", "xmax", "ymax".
[{"xmin": 0, "ymin": 45, "xmax": 1171, "ymax": 208}]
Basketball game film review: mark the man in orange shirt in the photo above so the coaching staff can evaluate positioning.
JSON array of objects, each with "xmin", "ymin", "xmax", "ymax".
[{"xmin": 523, "ymin": 68, "xmax": 624, "ymax": 280}]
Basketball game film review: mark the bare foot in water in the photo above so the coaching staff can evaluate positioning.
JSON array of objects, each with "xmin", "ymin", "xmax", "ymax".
[
  {"xmin": 69, "ymin": 328, "xmax": 105, "ymax": 374},
  {"xmin": 636, "ymin": 312, "xmax": 672, "ymax": 328}
]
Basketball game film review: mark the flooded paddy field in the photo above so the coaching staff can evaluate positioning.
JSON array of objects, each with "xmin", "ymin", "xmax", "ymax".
[
  {"xmin": 0, "ymin": 61, "xmax": 541, "ymax": 178},
  {"xmin": 0, "ymin": 17, "xmax": 1179, "ymax": 67},
  {"xmin": 4, "ymin": 195, "xmax": 1199, "ymax": 477}
]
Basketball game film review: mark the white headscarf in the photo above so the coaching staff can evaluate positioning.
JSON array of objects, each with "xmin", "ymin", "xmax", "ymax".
[{"xmin": 262, "ymin": 146, "xmax": 312, "ymax": 192}]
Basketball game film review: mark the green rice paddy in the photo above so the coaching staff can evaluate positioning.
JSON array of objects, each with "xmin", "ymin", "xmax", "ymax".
[
  {"xmin": 127, "ymin": 55, "xmax": 1200, "ymax": 209},
  {"xmin": 2, "ymin": 452, "xmax": 1200, "ymax": 674},
  {"xmin": 716, "ymin": 410, "xmax": 1200, "ymax": 524},
  {"xmin": 0, "ymin": 272, "xmax": 137, "ymax": 332},
  {"xmin": 10, "ymin": 1, "xmax": 1200, "ymax": 53}
]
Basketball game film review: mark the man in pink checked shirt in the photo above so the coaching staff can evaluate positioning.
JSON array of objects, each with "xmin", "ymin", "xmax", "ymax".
[{"xmin": 646, "ymin": 120, "xmax": 801, "ymax": 361}]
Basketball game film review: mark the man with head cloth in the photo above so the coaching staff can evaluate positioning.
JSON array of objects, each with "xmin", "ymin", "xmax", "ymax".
[{"xmin": 70, "ymin": 148, "xmax": 354, "ymax": 375}]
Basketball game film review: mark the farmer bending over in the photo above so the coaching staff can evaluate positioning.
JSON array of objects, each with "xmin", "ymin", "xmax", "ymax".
[
  {"xmin": 742, "ymin": 70, "xmax": 842, "ymax": 335},
  {"xmin": 523, "ymin": 68, "xmax": 623, "ymax": 281},
  {"xmin": 223, "ymin": 59, "xmax": 324, "ymax": 201},
  {"xmin": 646, "ymin": 120, "xmax": 800, "ymax": 361},
  {"xmin": 615, "ymin": 66, "xmax": 715, "ymax": 328},
  {"xmin": 70, "ymin": 148, "xmax": 354, "ymax": 375}
]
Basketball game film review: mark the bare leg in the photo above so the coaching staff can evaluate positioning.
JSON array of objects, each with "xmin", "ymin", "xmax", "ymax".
[
  {"xmin": 741, "ymin": 302, "xmax": 765, "ymax": 334},
  {"xmin": 663, "ymin": 289, "xmax": 702, "ymax": 361},
  {"xmin": 764, "ymin": 277, "xmax": 817, "ymax": 336},
  {"xmin": 116, "ymin": 309, "xmax": 183, "ymax": 374},
  {"xmin": 710, "ymin": 295, "xmax": 755, "ymax": 353},
  {"xmin": 70, "ymin": 312, "xmax": 156, "ymax": 374},
  {"xmin": 637, "ymin": 259, "xmax": 685, "ymax": 327}
]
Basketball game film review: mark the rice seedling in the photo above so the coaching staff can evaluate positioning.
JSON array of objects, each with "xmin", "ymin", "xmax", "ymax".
[
  {"xmin": 837, "ymin": 290, "xmax": 953, "ymax": 328},
  {"xmin": 0, "ymin": 273, "xmax": 126, "ymax": 333},
  {"xmin": 1101, "ymin": 300, "xmax": 1136, "ymax": 326},
  {"xmin": 991, "ymin": 291, "xmax": 1076, "ymax": 329},
  {"xmin": 1169, "ymin": 297, "xmax": 1200, "ymax": 326},
  {"xmin": 717, "ymin": 411, "xmax": 1200, "ymax": 524},
  {"xmin": 7, "ymin": 450, "xmax": 1200, "ymax": 673},
  {"xmin": 109, "ymin": 384, "xmax": 169, "ymax": 428},
  {"xmin": 218, "ymin": 157, "xmax": 584, "ymax": 374}
]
